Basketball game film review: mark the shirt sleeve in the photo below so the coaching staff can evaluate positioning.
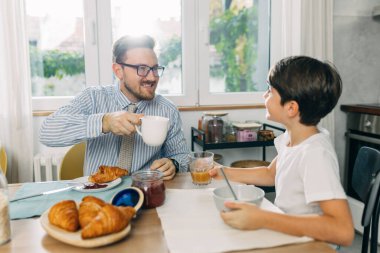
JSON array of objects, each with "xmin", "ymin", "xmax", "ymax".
[
  {"xmin": 302, "ymin": 147, "xmax": 347, "ymax": 203},
  {"xmin": 40, "ymin": 89, "xmax": 105, "ymax": 147},
  {"xmin": 161, "ymin": 109, "xmax": 190, "ymax": 172}
]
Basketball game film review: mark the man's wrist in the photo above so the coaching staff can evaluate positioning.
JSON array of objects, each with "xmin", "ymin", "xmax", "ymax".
[
  {"xmin": 170, "ymin": 159, "xmax": 180, "ymax": 173},
  {"xmin": 101, "ymin": 113, "xmax": 110, "ymax": 133}
]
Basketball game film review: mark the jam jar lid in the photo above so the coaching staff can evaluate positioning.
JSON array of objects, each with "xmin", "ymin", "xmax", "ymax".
[{"xmin": 132, "ymin": 170, "xmax": 163, "ymax": 182}]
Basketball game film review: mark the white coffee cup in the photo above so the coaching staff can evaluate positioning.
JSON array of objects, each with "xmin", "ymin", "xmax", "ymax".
[{"xmin": 135, "ymin": 116, "xmax": 170, "ymax": 146}]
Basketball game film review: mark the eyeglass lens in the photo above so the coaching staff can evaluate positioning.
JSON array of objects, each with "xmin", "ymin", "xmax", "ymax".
[{"xmin": 137, "ymin": 66, "xmax": 164, "ymax": 77}]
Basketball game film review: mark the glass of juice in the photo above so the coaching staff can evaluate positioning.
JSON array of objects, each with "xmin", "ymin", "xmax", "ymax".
[{"xmin": 188, "ymin": 151, "xmax": 214, "ymax": 185}]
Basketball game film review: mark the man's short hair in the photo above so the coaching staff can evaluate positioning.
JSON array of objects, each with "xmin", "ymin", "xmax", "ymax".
[
  {"xmin": 112, "ymin": 35, "xmax": 155, "ymax": 63},
  {"xmin": 268, "ymin": 56, "xmax": 342, "ymax": 126}
]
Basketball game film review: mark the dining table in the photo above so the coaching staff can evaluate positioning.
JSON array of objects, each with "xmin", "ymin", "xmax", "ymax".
[{"xmin": 2, "ymin": 173, "xmax": 335, "ymax": 253}]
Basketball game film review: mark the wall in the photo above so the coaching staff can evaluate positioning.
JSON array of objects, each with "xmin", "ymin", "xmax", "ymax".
[
  {"xmin": 33, "ymin": 108, "xmax": 281, "ymax": 170},
  {"xmin": 333, "ymin": 0, "xmax": 380, "ymax": 176}
]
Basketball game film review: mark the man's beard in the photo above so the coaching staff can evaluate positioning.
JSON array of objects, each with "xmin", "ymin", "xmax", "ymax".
[{"xmin": 123, "ymin": 80, "xmax": 156, "ymax": 101}]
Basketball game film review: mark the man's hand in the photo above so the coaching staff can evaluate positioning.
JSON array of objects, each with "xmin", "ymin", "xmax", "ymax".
[
  {"xmin": 150, "ymin": 158, "xmax": 176, "ymax": 180},
  {"xmin": 102, "ymin": 111, "xmax": 143, "ymax": 135}
]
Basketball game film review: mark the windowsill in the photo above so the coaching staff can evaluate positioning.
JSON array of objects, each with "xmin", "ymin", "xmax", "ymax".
[{"xmin": 32, "ymin": 104, "xmax": 266, "ymax": 116}]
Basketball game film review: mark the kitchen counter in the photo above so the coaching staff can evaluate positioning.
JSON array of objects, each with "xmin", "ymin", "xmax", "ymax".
[{"xmin": 340, "ymin": 103, "xmax": 380, "ymax": 116}]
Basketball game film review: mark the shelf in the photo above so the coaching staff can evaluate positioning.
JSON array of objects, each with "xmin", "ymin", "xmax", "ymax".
[
  {"xmin": 191, "ymin": 137, "xmax": 274, "ymax": 150},
  {"xmin": 191, "ymin": 123, "xmax": 285, "ymax": 161}
]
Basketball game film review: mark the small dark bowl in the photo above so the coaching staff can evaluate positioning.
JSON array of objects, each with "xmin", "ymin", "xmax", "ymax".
[{"xmin": 110, "ymin": 187, "xmax": 144, "ymax": 214}]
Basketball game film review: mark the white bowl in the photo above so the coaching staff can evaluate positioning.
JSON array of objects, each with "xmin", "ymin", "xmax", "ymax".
[{"xmin": 213, "ymin": 185, "xmax": 265, "ymax": 212}]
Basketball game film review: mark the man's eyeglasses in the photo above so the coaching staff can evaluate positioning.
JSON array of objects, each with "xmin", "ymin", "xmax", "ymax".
[{"xmin": 117, "ymin": 62, "xmax": 165, "ymax": 77}]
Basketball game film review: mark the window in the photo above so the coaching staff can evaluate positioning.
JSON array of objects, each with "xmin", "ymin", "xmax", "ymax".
[
  {"xmin": 25, "ymin": 0, "xmax": 86, "ymax": 97},
  {"xmin": 28, "ymin": 0, "xmax": 271, "ymax": 110},
  {"xmin": 110, "ymin": 0, "xmax": 182, "ymax": 95}
]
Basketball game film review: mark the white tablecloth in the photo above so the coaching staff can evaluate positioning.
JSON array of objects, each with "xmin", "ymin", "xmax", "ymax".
[{"xmin": 156, "ymin": 189, "xmax": 312, "ymax": 253}]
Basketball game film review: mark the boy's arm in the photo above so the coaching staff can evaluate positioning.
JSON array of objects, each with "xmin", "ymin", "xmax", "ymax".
[
  {"xmin": 211, "ymin": 156, "xmax": 277, "ymax": 186},
  {"xmin": 222, "ymin": 198, "xmax": 354, "ymax": 246}
]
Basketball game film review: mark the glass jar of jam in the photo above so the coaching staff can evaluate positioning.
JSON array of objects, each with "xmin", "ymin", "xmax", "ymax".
[{"xmin": 131, "ymin": 170, "xmax": 165, "ymax": 208}]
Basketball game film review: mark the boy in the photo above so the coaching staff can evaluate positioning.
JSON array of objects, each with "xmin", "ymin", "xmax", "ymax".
[{"xmin": 209, "ymin": 56, "xmax": 354, "ymax": 246}]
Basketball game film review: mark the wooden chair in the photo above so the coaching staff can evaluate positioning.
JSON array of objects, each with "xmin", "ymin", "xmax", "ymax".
[
  {"xmin": 59, "ymin": 142, "xmax": 86, "ymax": 180},
  {"xmin": 352, "ymin": 147, "xmax": 380, "ymax": 253},
  {"xmin": 0, "ymin": 146, "xmax": 7, "ymax": 175}
]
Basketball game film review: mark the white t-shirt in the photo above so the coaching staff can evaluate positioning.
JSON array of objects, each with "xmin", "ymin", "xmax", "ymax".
[{"xmin": 274, "ymin": 128, "xmax": 346, "ymax": 215}]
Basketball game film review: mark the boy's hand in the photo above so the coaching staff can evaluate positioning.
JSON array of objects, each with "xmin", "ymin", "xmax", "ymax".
[
  {"xmin": 220, "ymin": 201, "xmax": 264, "ymax": 230},
  {"xmin": 208, "ymin": 163, "xmax": 224, "ymax": 180}
]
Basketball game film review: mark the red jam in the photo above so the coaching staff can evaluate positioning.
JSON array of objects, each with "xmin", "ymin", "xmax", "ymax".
[
  {"xmin": 83, "ymin": 183, "xmax": 107, "ymax": 189},
  {"xmin": 131, "ymin": 170, "xmax": 165, "ymax": 208}
]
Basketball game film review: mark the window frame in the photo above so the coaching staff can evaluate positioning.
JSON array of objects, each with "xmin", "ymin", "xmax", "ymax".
[{"xmin": 31, "ymin": 0, "xmax": 277, "ymax": 111}]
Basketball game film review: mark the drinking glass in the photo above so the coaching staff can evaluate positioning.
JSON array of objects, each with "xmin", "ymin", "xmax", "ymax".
[{"xmin": 188, "ymin": 151, "xmax": 214, "ymax": 185}]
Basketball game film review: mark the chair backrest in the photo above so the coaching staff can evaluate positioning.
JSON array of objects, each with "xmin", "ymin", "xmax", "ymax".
[
  {"xmin": 59, "ymin": 142, "xmax": 86, "ymax": 180},
  {"xmin": 0, "ymin": 146, "xmax": 7, "ymax": 175},
  {"xmin": 351, "ymin": 146, "xmax": 380, "ymax": 253}
]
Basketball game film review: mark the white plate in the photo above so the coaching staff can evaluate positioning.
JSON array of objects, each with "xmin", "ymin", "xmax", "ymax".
[
  {"xmin": 71, "ymin": 176, "xmax": 122, "ymax": 193},
  {"xmin": 40, "ymin": 207, "xmax": 131, "ymax": 248}
]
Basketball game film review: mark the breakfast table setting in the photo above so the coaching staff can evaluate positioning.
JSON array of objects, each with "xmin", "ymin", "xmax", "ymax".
[{"xmin": 0, "ymin": 170, "xmax": 337, "ymax": 253}]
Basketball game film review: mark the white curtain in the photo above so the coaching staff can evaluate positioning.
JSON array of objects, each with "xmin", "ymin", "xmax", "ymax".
[
  {"xmin": 0, "ymin": 0, "xmax": 34, "ymax": 183},
  {"xmin": 280, "ymin": 0, "xmax": 336, "ymax": 144}
]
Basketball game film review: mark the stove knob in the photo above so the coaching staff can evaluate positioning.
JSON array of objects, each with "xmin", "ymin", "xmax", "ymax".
[{"xmin": 364, "ymin": 120, "xmax": 372, "ymax": 128}]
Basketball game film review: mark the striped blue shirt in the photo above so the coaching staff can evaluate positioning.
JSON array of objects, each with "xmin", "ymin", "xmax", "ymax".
[{"xmin": 40, "ymin": 84, "xmax": 190, "ymax": 175}]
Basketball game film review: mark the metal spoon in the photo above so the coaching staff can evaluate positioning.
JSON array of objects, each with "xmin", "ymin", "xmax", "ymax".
[{"xmin": 219, "ymin": 166, "xmax": 238, "ymax": 200}]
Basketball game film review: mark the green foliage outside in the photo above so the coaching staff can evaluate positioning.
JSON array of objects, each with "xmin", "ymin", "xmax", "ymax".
[
  {"xmin": 210, "ymin": 5, "xmax": 259, "ymax": 92},
  {"xmin": 159, "ymin": 36, "xmax": 181, "ymax": 68},
  {"xmin": 29, "ymin": 45, "xmax": 84, "ymax": 79}
]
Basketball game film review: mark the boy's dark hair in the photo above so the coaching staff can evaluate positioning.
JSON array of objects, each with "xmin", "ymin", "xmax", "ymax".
[
  {"xmin": 112, "ymin": 35, "xmax": 155, "ymax": 63},
  {"xmin": 268, "ymin": 56, "xmax": 342, "ymax": 126}
]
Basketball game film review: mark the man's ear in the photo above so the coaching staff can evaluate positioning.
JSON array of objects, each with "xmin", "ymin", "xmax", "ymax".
[
  {"xmin": 285, "ymin": 100, "xmax": 299, "ymax": 118},
  {"xmin": 112, "ymin": 63, "xmax": 123, "ymax": 80}
]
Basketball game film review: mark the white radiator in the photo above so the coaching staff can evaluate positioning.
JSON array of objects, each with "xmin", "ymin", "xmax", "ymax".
[{"xmin": 33, "ymin": 153, "xmax": 65, "ymax": 182}]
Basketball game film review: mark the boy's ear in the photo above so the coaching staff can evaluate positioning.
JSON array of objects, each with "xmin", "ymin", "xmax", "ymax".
[
  {"xmin": 112, "ymin": 63, "xmax": 123, "ymax": 79},
  {"xmin": 285, "ymin": 100, "xmax": 299, "ymax": 117}
]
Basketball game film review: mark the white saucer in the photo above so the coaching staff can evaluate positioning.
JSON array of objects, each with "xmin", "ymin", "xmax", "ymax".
[{"xmin": 70, "ymin": 176, "xmax": 122, "ymax": 193}]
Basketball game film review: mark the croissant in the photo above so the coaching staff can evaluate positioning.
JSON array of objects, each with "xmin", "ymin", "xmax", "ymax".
[
  {"xmin": 48, "ymin": 200, "xmax": 79, "ymax": 232},
  {"xmin": 82, "ymin": 195, "xmax": 106, "ymax": 207},
  {"xmin": 118, "ymin": 206, "xmax": 136, "ymax": 220},
  {"xmin": 81, "ymin": 204, "xmax": 131, "ymax": 239},
  {"xmin": 79, "ymin": 201, "xmax": 102, "ymax": 228},
  {"xmin": 88, "ymin": 165, "xmax": 129, "ymax": 183}
]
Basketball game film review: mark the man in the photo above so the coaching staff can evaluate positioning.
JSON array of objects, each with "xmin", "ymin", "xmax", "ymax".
[{"xmin": 40, "ymin": 35, "xmax": 189, "ymax": 180}]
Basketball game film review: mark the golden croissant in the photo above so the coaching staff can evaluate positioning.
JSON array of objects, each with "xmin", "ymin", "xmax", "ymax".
[
  {"xmin": 79, "ymin": 196, "xmax": 106, "ymax": 228},
  {"xmin": 118, "ymin": 206, "xmax": 136, "ymax": 220},
  {"xmin": 79, "ymin": 201, "xmax": 102, "ymax": 228},
  {"xmin": 88, "ymin": 165, "xmax": 129, "ymax": 183},
  {"xmin": 48, "ymin": 200, "xmax": 79, "ymax": 232},
  {"xmin": 82, "ymin": 195, "xmax": 106, "ymax": 207},
  {"xmin": 81, "ymin": 204, "xmax": 134, "ymax": 239}
]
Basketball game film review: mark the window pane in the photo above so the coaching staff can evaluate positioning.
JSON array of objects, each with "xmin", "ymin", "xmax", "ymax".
[
  {"xmin": 25, "ymin": 0, "xmax": 86, "ymax": 97},
  {"xmin": 110, "ymin": 0, "xmax": 182, "ymax": 95},
  {"xmin": 209, "ymin": 0, "xmax": 269, "ymax": 93}
]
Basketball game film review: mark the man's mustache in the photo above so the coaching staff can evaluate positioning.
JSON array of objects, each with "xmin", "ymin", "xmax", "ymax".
[{"xmin": 141, "ymin": 81, "xmax": 156, "ymax": 87}]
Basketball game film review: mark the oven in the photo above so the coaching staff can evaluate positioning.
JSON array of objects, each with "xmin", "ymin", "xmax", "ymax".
[
  {"xmin": 342, "ymin": 104, "xmax": 380, "ymax": 236},
  {"xmin": 345, "ymin": 113, "xmax": 380, "ymax": 199}
]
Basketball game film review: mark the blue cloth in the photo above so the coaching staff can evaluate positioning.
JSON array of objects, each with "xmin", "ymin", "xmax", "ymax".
[
  {"xmin": 10, "ymin": 177, "xmax": 132, "ymax": 220},
  {"xmin": 39, "ymin": 84, "xmax": 189, "ymax": 175}
]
